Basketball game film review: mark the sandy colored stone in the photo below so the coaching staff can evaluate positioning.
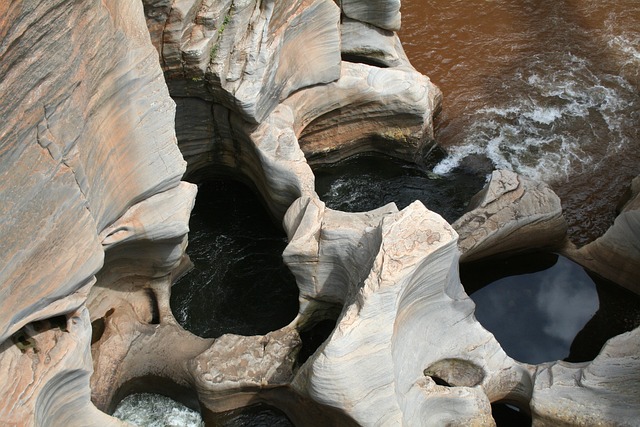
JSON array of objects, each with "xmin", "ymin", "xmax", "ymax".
[
  {"xmin": 453, "ymin": 170, "xmax": 568, "ymax": 262},
  {"xmin": 531, "ymin": 328, "xmax": 640, "ymax": 426},
  {"xmin": 341, "ymin": 0, "xmax": 401, "ymax": 31},
  {"xmin": 340, "ymin": 17, "xmax": 409, "ymax": 68},
  {"xmin": 0, "ymin": 0, "xmax": 185, "ymax": 344},
  {"xmin": 563, "ymin": 175, "xmax": 640, "ymax": 294}
]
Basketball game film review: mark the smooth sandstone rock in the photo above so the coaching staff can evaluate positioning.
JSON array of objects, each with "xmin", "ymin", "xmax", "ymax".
[
  {"xmin": 341, "ymin": 17, "xmax": 410, "ymax": 68},
  {"xmin": 453, "ymin": 170, "xmax": 568, "ymax": 262},
  {"xmin": 283, "ymin": 197, "xmax": 398, "ymax": 325},
  {"xmin": 341, "ymin": 0, "xmax": 402, "ymax": 31},
  {"xmin": 531, "ymin": 327, "xmax": 640, "ymax": 426},
  {"xmin": 0, "ymin": 0, "xmax": 185, "ymax": 344},
  {"xmin": 563, "ymin": 175, "xmax": 640, "ymax": 294},
  {"xmin": 292, "ymin": 62, "xmax": 442, "ymax": 164},
  {"xmin": 291, "ymin": 202, "xmax": 526, "ymax": 426},
  {"xmin": 0, "ymin": 308, "xmax": 125, "ymax": 427},
  {"xmin": 0, "ymin": 0, "xmax": 186, "ymax": 424},
  {"xmin": 156, "ymin": 0, "xmax": 342, "ymax": 123}
]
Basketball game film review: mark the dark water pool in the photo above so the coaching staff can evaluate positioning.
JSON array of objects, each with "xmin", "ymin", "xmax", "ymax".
[
  {"xmin": 170, "ymin": 180, "xmax": 299, "ymax": 338},
  {"xmin": 313, "ymin": 153, "xmax": 487, "ymax": 223},
  {"xmin": 461, "ymin": 252, "xmax": 640, "ymax": 364},
  {"xmin": 209, "ymin": 404, "xmax": 294, "ymax": 427}
]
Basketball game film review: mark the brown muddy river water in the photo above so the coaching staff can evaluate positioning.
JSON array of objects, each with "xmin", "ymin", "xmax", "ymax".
[{"xmin": 399, "ymin": 0, "xmax": 640, "ymax": 245}]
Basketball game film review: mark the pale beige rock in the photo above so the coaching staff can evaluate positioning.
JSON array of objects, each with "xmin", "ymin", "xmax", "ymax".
[
  {"xmin": 0, "ymin": 0, "xmax": 185, "ymax": 344},
  {"xmin": 292, "ymin": 62, "xmax": 442, "ymax": 164},
  {"xmin": 190, "ymin": 329, "xmax": 301, "ymax": 412},
  {"xmin": 155, "ymin": 0, "xmax": 342, "ymax": 123},
  {"xmin": 291, "ymin": 202, "xmax": 529, "ymax": 426},
  {"xmin": 341, "ymin": 0, "xmax": 402, "ymax": 31},
  {"xmin": 0, "ymin": 0, "xmax": 186, "ymax": 424},
  {"xmin": 0, "ymin": 308, "xmax": 126, "ymax": 427},
  {"xmin": 531, "ymin": 327, "xmax": 640, "ymax": 426},
  {"xmin": 563, "ymin": 175, "xmax": 640, "ymax": 294},
  {"xmin": 341, "ymin": 17, "xmax": 410, "ymax": 68},
  {"xmin": 99, "ymin": 182, "xmax": 197, "ymax": 280},
  {"xmin": 89, "ymin": 276, "xmax": 213, "ymax": 413},
  {"xmin": 283, "ymin": 197, "xmax": 398, "ymax": 325},
  {"xmin": 453, "ymin": 170, "xmax": 568, "ymax": 262}
]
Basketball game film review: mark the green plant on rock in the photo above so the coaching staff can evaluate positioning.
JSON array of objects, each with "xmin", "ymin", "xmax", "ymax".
[{"xmin": 210, "ymin": 2, "xmax": 234, "ymax": 61}]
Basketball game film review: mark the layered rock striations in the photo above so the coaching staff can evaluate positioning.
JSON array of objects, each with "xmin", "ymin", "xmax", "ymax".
[
  {"xmin": 0, "ymin": 0, "xmax": 189, "ymax": 424},
  {"xmin": 2, "ymin": 0, "xmax": 639, "ymax": 426},
  {"xmin": 453, "ymin": 169, "xmax": 568, "ymax": 262}
]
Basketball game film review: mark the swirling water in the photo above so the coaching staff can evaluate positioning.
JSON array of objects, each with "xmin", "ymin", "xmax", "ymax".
[
  {"xmin": 400, "ymin": 0, "xmax": 640, "ymax": 245},
  {"xmin": 170, "ymin": 180, "xmax": 299, "ymax": 339},
  {"xmin": 113, "ymin": 393, "xmax": 203, "ymax": 427}
]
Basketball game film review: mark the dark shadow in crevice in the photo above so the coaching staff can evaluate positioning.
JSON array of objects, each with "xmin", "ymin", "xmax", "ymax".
[
  {"xmin": 145, "ymin": 288, "xmax": 161, "ymax": 325},
  {"xmin": 566, "ymin": 272, "xmax": 640, "ymax": 363},
  {"xmin": 491, "ymin": 402, "xmax": 532, "ymax": 427},
  {"xmin": 296, "ymin": 319, "xmax": 337, "ymax": 367},
  {"xmin": 428, "ymin": 376, "xmax": 452, "ymax": 387},
  {"xmin": 91, "ymin": 308, "xmax": 114, "ymax": 345},
  {"xmin": 341, "ymin": 54, "xmax": 389, "ymax": 68}
]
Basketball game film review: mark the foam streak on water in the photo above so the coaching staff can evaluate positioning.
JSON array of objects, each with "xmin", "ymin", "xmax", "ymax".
[
  {"xmin": 113, "ymin": 393, "xmax": 204, "ymax": 427},
  {"xmin": 400, "ymin": 0, "xmax": 640, "ymax": 243},
  {"xmin": 432, "ymin": 51, "xmax": 635, "ymax": 183}
]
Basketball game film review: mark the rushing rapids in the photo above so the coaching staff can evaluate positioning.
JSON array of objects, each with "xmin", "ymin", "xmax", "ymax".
[{"xmin": 400, "ymin": 0, "xmax": 640, "ymax": 245}]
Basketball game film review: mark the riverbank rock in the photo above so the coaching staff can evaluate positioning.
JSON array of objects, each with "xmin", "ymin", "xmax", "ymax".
[
  {"xmin": 341, "ymin": 0, "xmax": 401, "ymax": 31},
  {"xmin": 148, "ymin": 0, "xmax": 342, "ymax": 123},
  {"xmin": 562, "ymin": 175, "xmax": 640, "ymax": 294},
  {"xmin": 531, "ymin": 327, "xmax": 640, "ymax": 426},
  {"xmin": 291, "ymin": 202, "xmax": 525, "ymax": 426},
  {"xmin": 453, "ymin": 170, "xmax": 568, "ymax": 262},
  {"xmin": 0, "ymin": 0, "xmax": 187, "ymax": 423}
]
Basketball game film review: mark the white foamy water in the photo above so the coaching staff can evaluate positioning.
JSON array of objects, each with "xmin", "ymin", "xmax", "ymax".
[
  {"xmin": 113, "ymin": 393, "xmax": 204, "ymax": 427},
  {"xmin": 433, "ymin": 52, "xmax": 635, "ymax": 183}
]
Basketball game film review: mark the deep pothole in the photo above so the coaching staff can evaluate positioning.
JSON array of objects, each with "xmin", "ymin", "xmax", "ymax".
[
  {"xmin": 170, "ymin": 179, "xmax": 299, "ymax": 338},
  {"xmin": 461, "ymin": 252, "xmax": 640, "ymax": 364},
  {"xmin": 312, "ymin": 152, "xmax": 486, "ymax": 222}
]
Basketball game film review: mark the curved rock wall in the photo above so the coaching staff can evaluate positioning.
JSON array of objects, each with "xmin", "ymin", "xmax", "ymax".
[
  {"xmin": 0, "ymin": 0, "xmax": 188, "ymax": 424},
  {"xmin": 561, "ymin": 175, "xmax": 640, "ymax": 294},
  {"xmin": 2, "ymin": 0, "xmax": 639, "ymax": 426}
]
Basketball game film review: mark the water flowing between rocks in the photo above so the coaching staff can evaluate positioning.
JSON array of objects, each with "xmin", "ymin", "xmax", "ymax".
[{"xmin": 115, "ymin": 0, "xmax": 639, "ymax": 425}]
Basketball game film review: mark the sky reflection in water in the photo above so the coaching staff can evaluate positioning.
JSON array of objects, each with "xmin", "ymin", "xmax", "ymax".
[{"xmin": 466, "ymin": 255, "xmax": 599, "ymax": 364}]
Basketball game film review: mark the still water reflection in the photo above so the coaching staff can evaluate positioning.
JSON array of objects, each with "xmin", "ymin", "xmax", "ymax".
[{"xmin": 462, "ymin": 253, "xmax": 640, "ymax": 364}]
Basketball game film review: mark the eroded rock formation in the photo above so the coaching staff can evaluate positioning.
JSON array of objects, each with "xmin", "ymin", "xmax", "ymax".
[
  {"xmin": 0, "ymin": 0, "xmax": 188, "ymax": 424},
  {"xmin": 1, "ymin": 0, "xmax": 639, "ymax": 426},
  {"xmin": 453, "ymin": 169, "xmax": 568, "ymax": 263},
  {"xmin": 561, "ymin": 175, "xmax": 640, "ymax": 294}
]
